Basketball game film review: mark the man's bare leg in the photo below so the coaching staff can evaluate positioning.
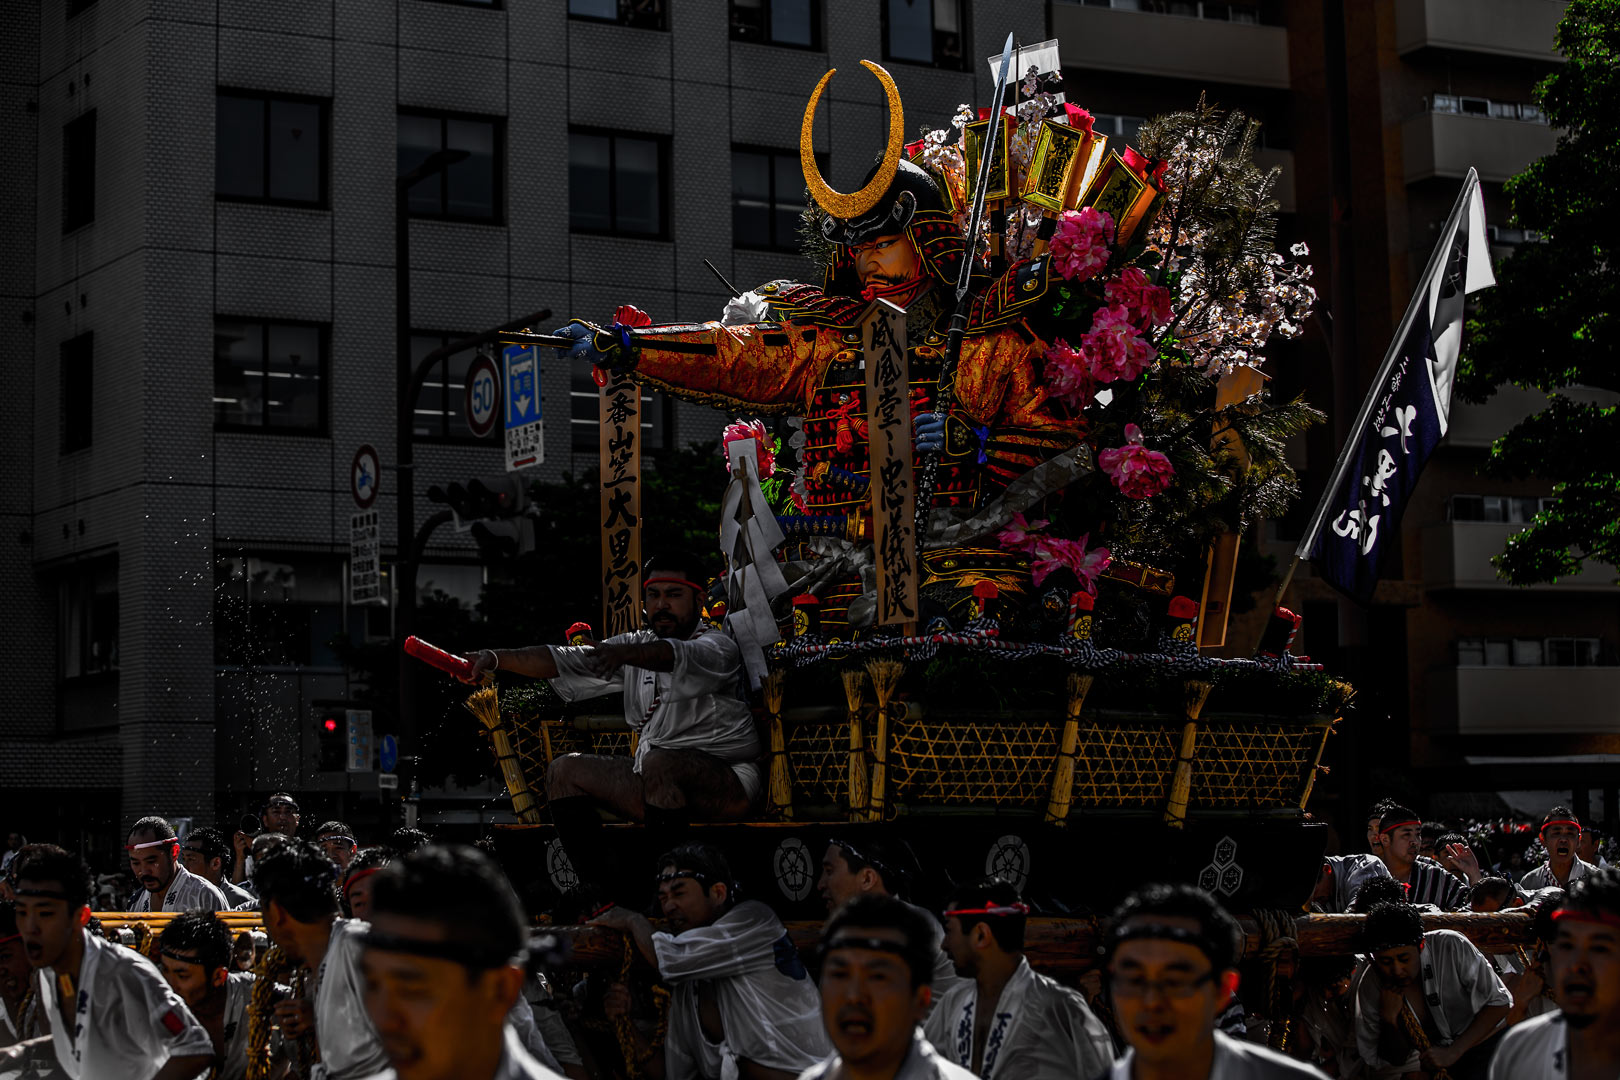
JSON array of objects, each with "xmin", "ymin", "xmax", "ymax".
[
  {"xmin": 641, "ymin": 749, "xmax": 754, "ymax": 821},
  {"xmin": 547, "ymin": 754, "xmax": 647, "ymax": 820}
]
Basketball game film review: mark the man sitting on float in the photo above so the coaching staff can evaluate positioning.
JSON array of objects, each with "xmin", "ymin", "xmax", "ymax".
[{"xmin": 461, "ymin": 550, "xmax": 760, "ymax": 835}]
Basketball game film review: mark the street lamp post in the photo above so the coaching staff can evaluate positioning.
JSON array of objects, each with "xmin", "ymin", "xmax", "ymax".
[{"xmin": 395, "ymin": 148, "xmax": 468, "ymax": 765}]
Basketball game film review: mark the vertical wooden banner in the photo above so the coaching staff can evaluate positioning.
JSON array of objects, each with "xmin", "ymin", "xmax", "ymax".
[
  {"xmin": 862, "ymin": 299, "xmax": 918, "ymax": 627},
  {"xmin": 599, "ymin": 374, "xmax": 643, "ymax": 637}
]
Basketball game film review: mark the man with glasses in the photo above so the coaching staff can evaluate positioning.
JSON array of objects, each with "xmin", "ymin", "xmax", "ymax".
[
  {"xmin": 924, "ymin": 879, "xmax": 1113, "ymax": 1080},
  {"xmin": 589, "ymin": 841, "xmax": 828, "ymax": 1080},
  {"xmin": 315, "ymin": 822, "xmax": 358, "ymax": 874},
  {"xmin": 180, "ymin": 827, "xmax": 254, "ymax": 908},
  {"xmin": 1521, "ymin": 807, "xmax": 1599, "ymax": 892},
  {"xmin": 1095, "ymin": 882, "xmax": 1324, "ymax": 1079}
]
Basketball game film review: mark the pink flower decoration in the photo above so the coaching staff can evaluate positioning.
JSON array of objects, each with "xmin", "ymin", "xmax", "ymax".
[
  {"xmin": 1082, "ymin": 305, "xmax": 1157, "ymax": 384},
  {"xmin": 1043, "ymin": 338, "xmax": 1095, "ymax": 410},
  {"xmin": 995, "ymin": 511, "xmax": 1050, "ymax": 554},
  {"xmin": 722, "ymin": 419, "xmax": 775, "ymax": 478},
  {"xmin": 1104, "ymin": 267, "xmax": 1173, "ymax": 329},
  {"xmin": 1048, "ymin": 207, "xmax": 1115, "ymax": 282},
  {"xmin": 1098, "ymin": 423, "xmax": 1174, "ymax": 499},
  {"xmin": 1030, "ymin": 534, "xmax": 1112, "ymax": 591}
]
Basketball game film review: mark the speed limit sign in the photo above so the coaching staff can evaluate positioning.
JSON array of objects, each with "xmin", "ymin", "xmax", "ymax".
[{"xmin": 464, "ymin": 353, "xmax": 501, "ymax": 438}]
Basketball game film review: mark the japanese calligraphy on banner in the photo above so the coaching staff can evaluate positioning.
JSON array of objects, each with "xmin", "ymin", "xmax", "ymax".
[
  {"xmin": 599, "ymin": 372, "xmax": 643, "ymax": 637},
  {"xmin": 862, "ymin": 299, "xmax": 918, "ymax": 626},
  {"xmin": 1305, "ymin": 170, "xmax": 1494, "ymax": 603}
]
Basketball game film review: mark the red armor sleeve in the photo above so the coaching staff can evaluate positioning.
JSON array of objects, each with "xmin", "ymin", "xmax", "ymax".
[
  {"xmin": 626, "ymin": 322, "xmax": 847, "ymax": 415},
  {"xmin": 952, "ymin": 328, "xmax": 1083, "ymax": 485}
]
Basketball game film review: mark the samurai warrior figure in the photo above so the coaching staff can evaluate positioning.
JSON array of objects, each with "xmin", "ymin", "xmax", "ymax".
[{"xmin": 560, "ymin": 63, "xmax": 1084, "ymax": 633}]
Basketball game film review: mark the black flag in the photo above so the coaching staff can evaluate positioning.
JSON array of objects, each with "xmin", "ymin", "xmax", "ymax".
[{"xmin": 1300, "ymin": 170, "xmax": 1495, "ymax": 603}]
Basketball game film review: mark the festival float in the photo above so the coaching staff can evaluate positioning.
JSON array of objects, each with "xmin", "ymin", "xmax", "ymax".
[{"xmin": 407, "ymin": 37, "xmax": 1343, "ymax": 919}]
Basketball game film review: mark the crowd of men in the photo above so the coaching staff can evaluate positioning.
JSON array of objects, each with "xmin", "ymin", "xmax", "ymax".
[{"xmin": 0, "ymin": 794, "xmax": 1616, "ymax": 1080}]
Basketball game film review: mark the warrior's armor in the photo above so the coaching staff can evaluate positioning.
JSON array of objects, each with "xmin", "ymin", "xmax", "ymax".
[{"xmin": 581, "ymin": 74, "xmax": 1080, "ymax": 631}]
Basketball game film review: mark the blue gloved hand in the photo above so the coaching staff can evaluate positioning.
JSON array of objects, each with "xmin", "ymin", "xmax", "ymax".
[
  {"xmin": 553, "ymin": 322, "xmax": 608, "ymax": 364},
  {"xmin": 914, "ymin": 411, "xmax": 947, "ymax": 454}
]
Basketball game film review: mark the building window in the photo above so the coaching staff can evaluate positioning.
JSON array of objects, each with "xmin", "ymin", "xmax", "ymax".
[
  {"xmin": 1081, "ymin": 0, "xmax": 1264, "ymax": 22},
  {"xmin": 411, "ymin": 331, "xmax": 483, "ymax": 441},
  {"xmin": 67, "ymin": 0, "xmax": 97, "ymax": 17},
  {"xmin": 1092, "ymin": 113, "xmax": 1147, "ymax": 147},
  {"xmin": 60, "ymin": 561, "xmax": 118, "ymax": 679},
  {"xmin": 60, "ymin": 332, "xmax": 93, "ymax": 454},
  {"xmin": 731, "ymin": 0, "xmax": 820, "ymax": 48},
  {"xmin": 1448, "ymin": 494, "xmax": 1554, "ymax": 524},
  {"xmin": 569, "ymin": 129, "xmax": 668, "ymax": 239},
  {"xmin": 570, "ymin": 369, "xmax": 670, "ymax": 452},
  {"xmin": 215, "ymin": 555, "xmax": 353, "ymax": 668},
  {"xmin": 1457, "ymin": 636, "xmax": 1606, "ymax": 667},
  {"xmin": 883, "ymin": 0, "xmax": 965, "ymax": 69},
  {"xmin": 1429, "ymin": 95, "xmax": 1548, "ymax": 125},
  {"xmin": 732, "ymin": 146, "xmax": 822, "ymax": 251},
  {"xmin": 216, "ymin": 91, "xmax": 329, "ymax": 207},
  {"xmin": 214, "ymin": 319, "xmax": 327, "ymax": 432},
  {"xmin": 397, "ymin": 111, "xmax": 503, "ymax": 223},
  {"xmin": 568, "ymin": 0, "xmax": 667, "ymax": 29},
  {"xmin": 62, "ymin": 110, "xmax": 96, "ymax": 232}
]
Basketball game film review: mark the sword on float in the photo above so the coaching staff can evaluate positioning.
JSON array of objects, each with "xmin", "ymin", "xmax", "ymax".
[{"xmin": 914, "ymin": 31, "xmax": 1016, "ymax": 550}]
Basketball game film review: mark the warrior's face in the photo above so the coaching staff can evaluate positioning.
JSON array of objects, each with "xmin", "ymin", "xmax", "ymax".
[{"xmin": 851, "ymin": 234, "xmax": 929, "ymax": 306}]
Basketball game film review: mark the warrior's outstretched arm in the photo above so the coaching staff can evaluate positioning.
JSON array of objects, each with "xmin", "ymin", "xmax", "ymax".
[{"xmin": 573, "ymin": 320, "xmax": 846, "ymax": 414}]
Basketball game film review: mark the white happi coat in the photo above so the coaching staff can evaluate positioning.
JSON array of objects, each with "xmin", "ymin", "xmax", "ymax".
[
  {"xmin": 36, "ymin": 929, "xmax": 214, "ymax": 1080},
  {"xmin": 358, "ymin": 1024, "xmax": 567, "ymax": 1080},
  {"xmin": 218, "ymin": 971, "xmax": 255, "ymax": 1080},
  {"xmin": 1323, "ymin": 854, "xmax": 1393, "ymax": 914},
  {"xmin": 1520, "ymin": 858, "xmax": 1599, "ymax": 891},
  {"xmin": 127, "ymin": 861, "xmax": 228, "ymax": 913},
  {"xmin": 1353, "ymin": 929, "xmax": 1510, "ymax": 1070},
  {"xmin": 548, "ymin": 627, "xmax": 761, "ymax": 785},
  {"xmin": 799, "ymin": 1028, "xmax": 980, "ymax": 1080},
  {"xmin": 507, "ymin": 996, "xmax": 564, "ymax": 1073},
  {"xmin": 1100, "ymin": 1030, "xmax": 1331, "ymax": 1079},
  {"xmin": 653, "ymin": 900, "xmax": 830, "ymax": 1080},
  {"xmin": 311, "ymin": 919, "xmax": 389, "ymax": 1080},
  {"xmin": 923, "ymin": 955, "xmax": 1114, "ymax": 1080},
  {"xmin": 1487, "ymin": 1010, "xmax": 1576, "ymax": 1080}
]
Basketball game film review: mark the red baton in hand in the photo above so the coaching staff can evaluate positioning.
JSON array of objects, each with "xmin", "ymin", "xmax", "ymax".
[{"xmin": 403, "ymin": 636, "xmax": 475, "ymax": 681}]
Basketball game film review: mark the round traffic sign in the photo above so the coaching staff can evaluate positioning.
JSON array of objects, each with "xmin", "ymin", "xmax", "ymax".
[
  {"xmin": 465, "ymin": 354, "xmax": 501, "ymax": 438},
  {"xmin": 351, "ymin": 444, "xmax": 381, "ymax": 509},
  {"xmin": 379, "ymin": 734, "xmax": 399, "ymax": 773}
]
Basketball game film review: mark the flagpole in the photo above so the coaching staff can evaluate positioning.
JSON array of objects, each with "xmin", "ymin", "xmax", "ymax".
[{"xmin": 1275, "ymin": 168, "xmax": 1480, "ymax": 610}]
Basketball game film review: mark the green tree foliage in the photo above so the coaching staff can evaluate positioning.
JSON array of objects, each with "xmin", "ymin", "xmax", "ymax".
[{"xmin": 1458, "ymin": 0, "xmax": 1620, "ymax": 584}]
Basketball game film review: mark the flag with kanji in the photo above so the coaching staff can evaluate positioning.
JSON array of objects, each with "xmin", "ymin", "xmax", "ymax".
[{"xmin": 1307, "ymin": 169, "xmax": 1495, "ymax": 603}]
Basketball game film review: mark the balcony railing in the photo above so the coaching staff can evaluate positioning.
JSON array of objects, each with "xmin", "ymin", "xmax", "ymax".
[
  {"xmin": 1421, "ymin": 522, "xmax": 1620, "ymax": 592},
  {"xmin": 1395, "ymin": 0, "xmax": 1567, "ymax": 63},
  {"xmin": 1052, "ymin": 1, "xmax": 1289, "ymax": 90},
  {"xmin": 1400, "ymin": 109, "xmax": 1559, "ymax": 184},
  {"xmin": 1427, "ymin": 665, "xmax": 1620, "ymax": 735}
]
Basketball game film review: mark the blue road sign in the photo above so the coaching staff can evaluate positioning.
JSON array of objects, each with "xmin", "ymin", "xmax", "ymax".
[
  {"xmin": 503, "ymin": 344, "xmax": 543, "ymax": 471},
  {"xmin": 380, "ymin": 733, "xmax": 399, "ymax": 773}
]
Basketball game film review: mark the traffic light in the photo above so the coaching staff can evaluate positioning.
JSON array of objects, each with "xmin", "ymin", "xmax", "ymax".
[
  {"xmin": 315, "ymin": 708, "xmax": 346, "ymax": 771},
  {"xmin": 426, "ymin": 475, "xmax": 535, "ymax": 560}
]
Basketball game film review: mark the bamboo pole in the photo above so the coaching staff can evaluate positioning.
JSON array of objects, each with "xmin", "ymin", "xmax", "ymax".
[
  {"xmin": 1163, "ymin": 680, "xmax": 1213, "ymax": 829},
  {"xmin": 1045, "ymin": 672, "xmax": 1094, "ymax": 825},
  {"xmin": 465, "ymin": 684, "xmax": 543, "ymax": 824},
  {"xmin": 762, "ymin": 669, "xmax": 794, "ymax": 819},
  {"xmin": 842, "ymin": 671, "xmax": 870, "ymax": 820},
  {"xmin": 864, "ymin": 660, "xmax": 905, "ymax": 823}
]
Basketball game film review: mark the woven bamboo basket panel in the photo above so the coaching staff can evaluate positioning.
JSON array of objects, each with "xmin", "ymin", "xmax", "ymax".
[
  {"xmin": 1190, "ymin": 723, "xmax": 1331, "ymax": 809},
  {"xmin": 784, "ymin": 722, "xmax": 849, "ymax": 804},
  {"xmin": 885, "ymin": 715, "xmax": 1062, "ymax": 808},
  {"xmin": 1068, "ymin": 721, "xmax": 1180, "ymax": 808}
]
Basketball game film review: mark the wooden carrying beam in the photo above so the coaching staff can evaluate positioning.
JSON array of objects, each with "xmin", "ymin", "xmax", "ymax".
[{"xmin": 539, "ymin": 909, "xmax": 1541, "ymax": 973}]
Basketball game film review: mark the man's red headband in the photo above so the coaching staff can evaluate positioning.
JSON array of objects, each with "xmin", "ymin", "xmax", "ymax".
[
  {"xmin": 644, "ymin": 576, "xmax": 705, "ymax": 594},
  {"xmin": 944, "ymin": 902, "xmax": 1030, "ymax": 918},
  {"xmin": 1380, "ymin": 819, "xmax": 1420, "ymax": 836},
  {"xmin": 343, "ymin": 867, "xmax": 381, "ymax": 896},
  {"xmin": 1541, "ymin": 819, "xmax": 1582, "ymax": 835},
  {"xmin": 126, "ymin": 838, "xmax": 179, "ymax": 853},
  {"xmin": 1552, "ymin": 907, "xmax": 1620, "ymax": 930}
]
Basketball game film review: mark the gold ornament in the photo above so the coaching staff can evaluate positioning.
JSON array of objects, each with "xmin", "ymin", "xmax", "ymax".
[{"xmin": 801, "ymin": 60, "xmax": 904, "ymax": 220}]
